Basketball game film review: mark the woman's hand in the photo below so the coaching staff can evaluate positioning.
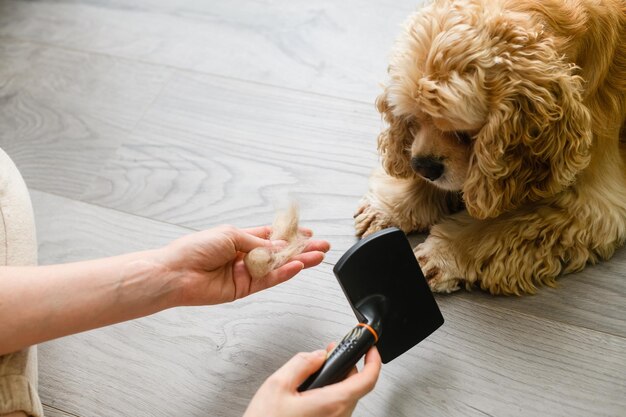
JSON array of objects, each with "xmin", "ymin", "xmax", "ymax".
[
  {"xmin": 158, "ymin": 225, "xmax": 330, "ymax": 306},
  {"xmin": 0, "ymin": 224, "xmax": 329, "ymax": 354},
  {"xmin": 244, "ymin": 346, "xmax": 382, "ymax": 417}
]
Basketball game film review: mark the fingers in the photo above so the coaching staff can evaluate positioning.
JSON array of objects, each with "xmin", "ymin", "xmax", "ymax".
[
  {"xmin": 224, "ymin": 226, "xmax": 273, "ymax": 253},
  {"xmin": 238, "ymin": 226, "xmax": 330, "ymax": 255},
  {"xmin": 290, "ymin": 250, "xmax": 326, "ymax": 269},
  {"xmin": 337, "ymin": 346, "xmax": 382, "ymax": 398},
  {"xmin": 255, "ymin": 242, "xmax": 328, "ymax": 289},
  {"xmin": 242, "ymin": 226, "xmax": 273, "ymax": 239},
  {"xmin": 241, "ymin": 226, "xmax": 313, "ymax": 239},
  {"xmin": 302, "ymin": 239, "xmax": 331, "ymax": 253},
  {"xmin": 256, "ymin": 249, "xmax": 326, "ymax": 290},
  {"xmin": 299, "ymin": 226, "xmax": 314, "ymax": 237},
  {"xmin": 272, "ymin": 350, "xmax": 327, "ymax": 390},
  {"xmin": 259, "ymin": 236, "xmax": 329, "ymax": 255},
  {"xmin": 250, "ymin": 260, "xmax": 304, "ymax": 293},
  {"xmin": 346, "ymin": 367, "xmax": 358, "ymax": 378},
  {"xmin": 242, "ymin": 248, "xmax": 327, "ymax": 294},
  {"xmin": 311, "ymin": 346, "xmax": 381, "ymax": 401}
]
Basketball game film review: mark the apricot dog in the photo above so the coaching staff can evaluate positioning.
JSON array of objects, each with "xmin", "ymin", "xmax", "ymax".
[{"xmin": 355, "ymin": 0, "xmax": 626, "ymax": 294}]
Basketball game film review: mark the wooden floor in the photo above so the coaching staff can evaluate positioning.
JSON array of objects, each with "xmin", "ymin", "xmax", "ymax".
[{"xmin": 1, "ymin": 1, "xmax": 625, "ymax": 416}]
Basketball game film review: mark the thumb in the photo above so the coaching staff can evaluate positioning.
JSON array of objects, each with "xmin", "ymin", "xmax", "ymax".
[
  {"xmin": 273, "ymin": 350, "xmax": 327, "ymax": 389},
  {"xmin": 224, "ymin": 227, "xmax": 273, "ymax": 253}
]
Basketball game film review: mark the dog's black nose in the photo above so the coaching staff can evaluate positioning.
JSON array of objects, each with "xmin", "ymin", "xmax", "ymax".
[{"xmin": 411, "ymin": 156, "xmax": 444, "ymax": 181}]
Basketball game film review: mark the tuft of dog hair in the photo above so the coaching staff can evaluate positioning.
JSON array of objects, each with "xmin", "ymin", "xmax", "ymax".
[
  {"xmin": 356, "ymin": 0, "xmax": 626, "ymax": 295},
  {"xmin": 245, "ymin": 203, "xmax": 308, "ymax": 279}
]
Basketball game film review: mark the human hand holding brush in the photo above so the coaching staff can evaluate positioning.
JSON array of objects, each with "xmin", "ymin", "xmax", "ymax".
[{"xmin": 244, "ymin": 344, "xmax": 382, "ymax": 417}]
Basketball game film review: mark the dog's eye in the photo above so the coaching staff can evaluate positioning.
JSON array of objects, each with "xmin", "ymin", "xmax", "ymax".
[
  {"xmin": 454, "ymin": 131, "xmax": 472, "ymax": 144},
  {"xmin": 408, "ymin": 122, "xmax": 421, "ymax": 137}
]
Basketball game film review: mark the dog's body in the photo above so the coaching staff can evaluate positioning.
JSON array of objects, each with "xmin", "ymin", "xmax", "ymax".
[{"xmin": 355, "ymin": 0, "xmax": 626, "ymax": 294}]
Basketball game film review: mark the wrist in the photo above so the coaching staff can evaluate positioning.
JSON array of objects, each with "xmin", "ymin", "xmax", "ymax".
[{"xmin": 123, "ymin": 248, "xmax": 185, "ymax": 311}]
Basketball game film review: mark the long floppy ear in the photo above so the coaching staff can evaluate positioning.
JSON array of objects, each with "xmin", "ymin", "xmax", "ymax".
[
  {"xmin": 463, "ymin": 30, "xmax": 592, "ymax": 219},
  {"xmin": 376, "ymin": 90, "xmax": 415, "ymax": 179}
]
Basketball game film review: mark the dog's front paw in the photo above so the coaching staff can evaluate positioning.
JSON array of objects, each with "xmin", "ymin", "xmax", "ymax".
[
  {"xmin": 354, "ymin": 197, "xmax": 394, "ymax": 237},
  {"xmin": 414, "ymin": 237, "xmax": 464, "ymax": 293}
]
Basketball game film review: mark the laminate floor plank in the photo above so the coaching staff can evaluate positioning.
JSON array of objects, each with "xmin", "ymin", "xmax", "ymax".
[
  {"xmin": 79, "ymin": 71, "xmax": 381, "ymax": 264},
  {"xmin": 42, "ymin": 404, "xmax": 78, "ymax": 417},
  {"xmin": 31, "ymin": 191, "xmax": 626, "ymax": 417},
  {"xmin": 0, "ymin": 39, "xmax": 172, "ymax": 198},
  {"xmin": 0, "ymin": 0, "xmax": 420, "ymax": 103}
]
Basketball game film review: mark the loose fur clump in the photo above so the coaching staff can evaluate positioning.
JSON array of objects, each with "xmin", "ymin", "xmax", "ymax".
[{"xmin": 244, "ymin": 204, "xmax": 308, "ymax": 279}]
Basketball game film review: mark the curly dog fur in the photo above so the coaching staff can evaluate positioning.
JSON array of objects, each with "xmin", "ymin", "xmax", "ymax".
[{"xmin": 355, "ymin": 0, "xmax": 626, "ymax": 295}]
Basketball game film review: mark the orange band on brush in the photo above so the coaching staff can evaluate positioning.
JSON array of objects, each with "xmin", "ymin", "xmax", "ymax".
[{"xmin": 356, "ymin": 322, "xmax": 379, "ymax": 343}]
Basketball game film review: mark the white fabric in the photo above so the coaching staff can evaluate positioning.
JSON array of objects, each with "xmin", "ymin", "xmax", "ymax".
[{"xmin": 0, "ymin": 147, "xmax": 43, "ymax": 417}]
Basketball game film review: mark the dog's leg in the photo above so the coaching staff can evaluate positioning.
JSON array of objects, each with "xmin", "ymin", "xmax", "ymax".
[
  {"xmin": 416, "ymin": 184, "xmax": 626, "ymax": 294},
  {"xmin": 354, "ymin": 166, "xmax": 461, "ymax": 237}
]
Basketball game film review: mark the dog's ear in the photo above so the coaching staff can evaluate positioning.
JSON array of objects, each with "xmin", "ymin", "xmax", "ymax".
[
  {"xmin": 376, "ymin": 90, "xmax": 415, "ymax": 179},
  {"xmin": 463, "ymin": 29, "xmax": 592, "ymax": 219}
]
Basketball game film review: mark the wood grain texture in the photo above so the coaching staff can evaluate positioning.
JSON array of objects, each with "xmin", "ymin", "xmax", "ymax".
[
  {"xmin": 80, "ymin": 71, "xmax": 381, "ymax": 263},
  {"xmin": 42, "ymin": 404, "xmax": 78, "ymax": 417},
  {"xmin": 0, "ymin": 39, "xmax": 172, "ymax": 198},
  {"xmin": 31, "ymin": 191, "xmax": 626, "ymax": 417},
  {"xmin": 0, "ymin": 0, "xmax": 421, "ymax": 102}
]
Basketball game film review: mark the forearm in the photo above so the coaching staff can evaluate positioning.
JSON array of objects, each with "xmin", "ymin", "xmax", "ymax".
[{"xmin": 0, "ymin": 249, "xmax": 180, "ymax": 355}]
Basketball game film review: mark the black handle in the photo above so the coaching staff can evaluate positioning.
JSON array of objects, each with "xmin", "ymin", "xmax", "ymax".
[{"xmin": 298, "ymin": 324, "xmax": 377, "ymax": 391}]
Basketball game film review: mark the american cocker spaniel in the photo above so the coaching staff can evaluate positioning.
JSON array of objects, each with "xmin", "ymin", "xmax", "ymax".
[{"xmin": 355, "ymin": 0, "xmax": 626, "ymax": 295}]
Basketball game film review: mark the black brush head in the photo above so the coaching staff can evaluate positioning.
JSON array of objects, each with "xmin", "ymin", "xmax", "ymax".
[{"xmin": 333, "ymin": 227, "xmax": 444, "ymax": 363}]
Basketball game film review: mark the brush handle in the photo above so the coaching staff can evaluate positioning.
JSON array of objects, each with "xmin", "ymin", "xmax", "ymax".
[{"xmin": 298, "ymin": 324, "xmax": 377, "ymax": 391}]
